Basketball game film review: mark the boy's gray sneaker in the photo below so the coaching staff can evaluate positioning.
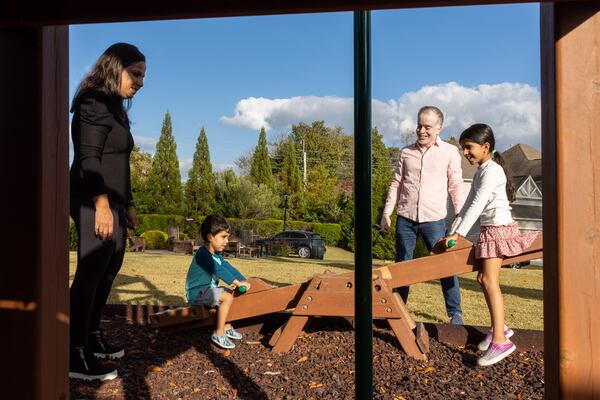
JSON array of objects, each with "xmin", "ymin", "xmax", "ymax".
[
  {"xmin": 450, "ymin": 313, "xmax": 464, "ymax": 325},
  {"xmin": 225, "ymin": 327, "xmax": 243, "ymax": 340},
  {"xmin": 211, "ymin": 331, "xmax": 235, "ymax": 349}
]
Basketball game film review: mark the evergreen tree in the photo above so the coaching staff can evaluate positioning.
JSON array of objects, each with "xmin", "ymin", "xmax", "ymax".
[
  {"xmin": 280, "ymin": 138, "xmax": 302, "ymax": 194},
  {"xmin": 185, "ymin": 127, "xmax": 215, "ymax": 216},
  {"xmin": 145, "ymin": 111, "xmax": 184, "ymax": 214},
  {"xmin": 130, "ymin": 145, "xmax": 153, "ymax": 214},
  {"xmin": 250, "ymin": 127, "xmax": 275, "ymax": 188},
  {"xmin": 279, "ymin": 137, "xmax": 305, "ymax": 219}
]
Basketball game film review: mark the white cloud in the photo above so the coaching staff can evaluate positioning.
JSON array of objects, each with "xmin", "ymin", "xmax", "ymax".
[
  {"xmin": 220, "ymin": 82, "xmax": 541, "ymax": 151},
  {"xmin": 179, "ymin": 159, "xmax": 237, "ymax": 181},
  {"xmin": 214, "ymin": 163, "xmax": 237, "ymax": 172},
  {"xmin": 133, "ymin": 135, "xmax": 157, "ymax": 153},
  {"xmin": 220, "ymin": 96, "xmax": 353, "ymax": 132}
]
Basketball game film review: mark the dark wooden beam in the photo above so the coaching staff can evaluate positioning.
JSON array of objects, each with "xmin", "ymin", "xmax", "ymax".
[
  {"xmin": 540, "ymin": 3, "xmax": 559, "ymax": 399},
  {"xmin": 2, "ymin": 0, "xmax": 579, "ymax": 27},
  {"xmin": 0, "ymin": 26, "xmax": 69, "ymax": 399}
]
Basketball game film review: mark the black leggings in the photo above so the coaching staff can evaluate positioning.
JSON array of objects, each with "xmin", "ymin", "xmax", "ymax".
[{"xmin": 70, "ymin": 200, "xmax": 126, "ymax": 348}]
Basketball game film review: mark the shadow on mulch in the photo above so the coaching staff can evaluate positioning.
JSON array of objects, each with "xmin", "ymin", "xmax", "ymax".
[
  {"xmin": 72, "ymin": 322, "xmax": 270, "ymax": 400},
  {"xmin": 71, "ymin": 312, "xmax": 545, "ymax": 399}
]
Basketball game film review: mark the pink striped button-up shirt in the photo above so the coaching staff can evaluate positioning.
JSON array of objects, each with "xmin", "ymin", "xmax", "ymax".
[{"xmin": 382, "ymin": 137, "xmax": 465, "ymax": 223}]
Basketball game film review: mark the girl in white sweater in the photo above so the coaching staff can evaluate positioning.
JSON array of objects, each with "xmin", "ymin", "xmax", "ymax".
[{"xmin": 443, "ymin": 123, "xmax": 538, "ymax": 367}]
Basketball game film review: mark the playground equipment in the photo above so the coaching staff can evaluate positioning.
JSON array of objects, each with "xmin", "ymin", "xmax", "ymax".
[{"xmin": 149, "ymin": 235, "xmax": 543, "ymax": 360}]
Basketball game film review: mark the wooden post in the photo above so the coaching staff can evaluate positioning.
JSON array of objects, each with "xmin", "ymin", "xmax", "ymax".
[
  {"xmin": 0, "ymin": 26, "xmax": 69, "ymax": 399},
  {"xmin": 542, "ymin": 2, "xmax": 600, "ymax": 399}
]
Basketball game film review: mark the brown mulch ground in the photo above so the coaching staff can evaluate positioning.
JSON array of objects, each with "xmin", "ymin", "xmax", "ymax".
[{"xmin": 70, "ymin": 317, "xmax": 544, "ymax": 399}]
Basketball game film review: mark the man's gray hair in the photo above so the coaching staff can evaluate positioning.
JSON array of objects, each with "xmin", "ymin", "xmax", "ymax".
[{"xmin": 418, "ymin": 106, "xmax": 444, "ymax": 127}]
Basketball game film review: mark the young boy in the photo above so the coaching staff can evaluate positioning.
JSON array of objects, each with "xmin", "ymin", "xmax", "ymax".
[{"xmin": 185, "ymin": 215, "xmax": 251, "ymax": 349}]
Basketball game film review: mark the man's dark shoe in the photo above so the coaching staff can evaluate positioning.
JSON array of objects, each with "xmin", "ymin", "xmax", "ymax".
[
  {"xmin": 89, "ymin": 331, "xmax": 125, "ymax": 359},
  {"xmin": 69, "ymin": 346, "xmax": 118, "ymax": 381}
]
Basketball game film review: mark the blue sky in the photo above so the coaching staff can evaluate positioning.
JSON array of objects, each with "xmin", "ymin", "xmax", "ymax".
[{"xmin": 70, "ymin": 4, "xmax": 541, "ymax": 178}]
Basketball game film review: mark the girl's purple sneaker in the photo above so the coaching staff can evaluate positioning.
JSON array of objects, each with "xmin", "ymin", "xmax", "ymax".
[
  {"xmin": 478, "ymin": 325, "xmax": 514, "ymax": 351},
  {"xmin": 477, "ymin": 340, "xmax": 516, "ymax": 366}
]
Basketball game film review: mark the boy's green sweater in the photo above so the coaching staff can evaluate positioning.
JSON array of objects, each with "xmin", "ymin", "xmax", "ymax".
[{"xmin": 185, "ymin": 246, "xmax": 246, "ymax": 303}]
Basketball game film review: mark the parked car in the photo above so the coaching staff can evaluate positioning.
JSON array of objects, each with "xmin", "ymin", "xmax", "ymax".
[{"xmin": 254, "ymin": 230, "xmax": 326, "ymax": 259}]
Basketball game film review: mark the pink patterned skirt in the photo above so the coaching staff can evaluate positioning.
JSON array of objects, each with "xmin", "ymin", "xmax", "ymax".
[{"xmin": 476, "ymin": 222, "xmax": 539, "ymax": 259}]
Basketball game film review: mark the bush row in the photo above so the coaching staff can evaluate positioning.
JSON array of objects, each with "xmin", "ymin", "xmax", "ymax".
[
  {"xmin": 133, "ymin": 214, "xmax": 343, "ymax": 246},
  {"xmin": 70, "ymin": 214, "xmax": 430, "ymax": 257}
]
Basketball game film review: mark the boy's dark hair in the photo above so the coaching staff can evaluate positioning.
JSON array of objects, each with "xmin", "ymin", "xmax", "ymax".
[
  {"xmin": 200, "ymin": 214, "xmax": 231, "ymax": 242},
  {"xmin": 459, "ymin": 123, "xmax": 516, "ymax": 202}
]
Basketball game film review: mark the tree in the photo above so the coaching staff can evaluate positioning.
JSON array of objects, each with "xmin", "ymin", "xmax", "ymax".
[
  {"xmin": 250, "ymin": 127, "xmax": 275, "ymax": 188},
  {"xmin": 371, "ymin": 128, "xmax": 397, "ymax": 260},
  {"xmin": 145, "ymin": 111, "xmax": 184, "ymax": 214},
  {"xmin": 214, "ymin": 169, "xmax": 241, "ymax": 218},
  {"xmin": 279, "ymin": 138, "xmax": 302, "ymax": 194},
  {"xmin": 290, "ymin": 121, "xmax": 353, "ymax": 183},
  {"xmin": 302, "ymin": 164, "xmax": 342, "ymax": 222},
  {"xmin": 278, "ymin": 137, "xmax": 305, "ymax": 219},
  {"xmin": 399, "ymin": 128, "xmax": 415, "ymax": 148},
  {"xmin": 130, "ymin": 145, "xmax": 153, "ymax": 214},
  {"xmin": 214, "ymin": 171, "xmax": 280, "ymax": 219},
  {"xmin": 185, "ymin": 127, "xmax": 215, "ymax": 216}
]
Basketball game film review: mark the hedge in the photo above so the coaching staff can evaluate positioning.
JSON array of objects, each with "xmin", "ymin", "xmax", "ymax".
[
  {"xmin": 226, "ymin": 218, "xmax": 342, "ymax": 246},
  {"xmin": 140, "ymin": 230, "xmax": 169, "ymax": 249},
  {"xmin": 134, "ymin": 214, "xmax": 343, "ymax": 246},
  {"xmin": 133, "ymin": 214, "xmax": 187, "ymax": 236}
]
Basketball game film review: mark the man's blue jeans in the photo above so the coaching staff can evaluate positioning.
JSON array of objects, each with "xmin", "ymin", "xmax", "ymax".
[{"xmin": 395, "ymin": 216, "xmax": 462, "ymax": 318}]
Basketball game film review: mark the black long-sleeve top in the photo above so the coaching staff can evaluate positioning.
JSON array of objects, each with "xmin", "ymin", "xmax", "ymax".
[{"xmin": 70, "ymin": 90, "xmax": 135, "ymax": 207}]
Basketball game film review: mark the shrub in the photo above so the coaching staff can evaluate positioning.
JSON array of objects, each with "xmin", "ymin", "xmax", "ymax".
[
  {"xmin": 140, "ymin": 230, "xmax": 169, "ymax": 249},
  {"xmin": 179, "ymin": 232, "xmax": 190, "ymax": 240},
  {"xmin": 270, "ymin": 242, "xmax": 293, "ymax": 257},
  {"xmin": 311, "ymin": 223, "xmax": 342, "ymax": 245},
  {"xmin": 134, "ymin": 214, "xmax": 187, "ymax": 236}
]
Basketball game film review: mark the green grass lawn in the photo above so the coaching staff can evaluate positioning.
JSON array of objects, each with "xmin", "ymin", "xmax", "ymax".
[{"xmin": 69, "ymin": 247, "xmax": 543, "ymax": 330}]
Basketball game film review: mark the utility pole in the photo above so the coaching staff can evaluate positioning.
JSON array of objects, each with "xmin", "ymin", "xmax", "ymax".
[{"xmin": 302, "ymin": 138, "xmax": 307, "ymax": 184}]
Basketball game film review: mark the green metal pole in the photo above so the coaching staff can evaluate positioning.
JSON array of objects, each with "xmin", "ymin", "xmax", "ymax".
[{"xmin": 354, "ymin": 10, "xmax": 372, "ymax": 400}]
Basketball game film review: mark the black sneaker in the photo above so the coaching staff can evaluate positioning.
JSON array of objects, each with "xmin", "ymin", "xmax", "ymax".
[
  {"xmin": 88, "ymin": 331, "xmax": 125, "ymax": 359},
  {"xmin": 69, "ymin": 346, "xmax": 118, "ymax": 381}
]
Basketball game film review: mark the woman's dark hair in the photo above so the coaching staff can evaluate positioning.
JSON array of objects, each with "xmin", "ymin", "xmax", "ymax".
[
  {"xmin": 70, "ymin": 42, "xmax": 145, "ymax": 121},
  {"xmin": 200, "ymin": 215, "xmax": 232, "ymax": 242},
  {"xmin": 459, "ymin": 123, "xmax": 516, "ymax": 202}
]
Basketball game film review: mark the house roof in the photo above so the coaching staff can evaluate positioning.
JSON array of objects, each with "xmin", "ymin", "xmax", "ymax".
[{"xmin": 501, "ymin": 143, "xmax": 542, "ymax": 180}]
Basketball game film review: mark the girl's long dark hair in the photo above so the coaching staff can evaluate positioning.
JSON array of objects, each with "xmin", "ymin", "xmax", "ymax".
[
  {"xmin": 70, "ymin": 43, "xmax": 145, "ymax": 123},
  {"xmin": 459, "ymin": 123, "xmax": 516, "ymax": 202}
]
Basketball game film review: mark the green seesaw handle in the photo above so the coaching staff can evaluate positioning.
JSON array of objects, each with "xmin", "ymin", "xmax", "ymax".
[
  {"xmin": 238, "ymin": 285, "xmax": 247, "ymax": 293},
  {"xmin": 447, "ymin": 239, "xmax": 456, "ymax": 248}
]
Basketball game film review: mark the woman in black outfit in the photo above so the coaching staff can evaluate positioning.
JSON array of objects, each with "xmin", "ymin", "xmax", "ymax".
[{"xmin": 69, "ymin": 43, "xmax": 146, "ymax": 381}]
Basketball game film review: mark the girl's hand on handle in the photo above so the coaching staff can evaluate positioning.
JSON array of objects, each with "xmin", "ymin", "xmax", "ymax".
[
  {"xmin": 239, "ymin": 281, "xmax": 252, "ymax": 292},
  {"xmin": 444, "ymin": 233, "xmax": 459, "ymax": 249},
  {"xmin": 94, "ymin": 194, "xmax": 113, "ymax": 242}
]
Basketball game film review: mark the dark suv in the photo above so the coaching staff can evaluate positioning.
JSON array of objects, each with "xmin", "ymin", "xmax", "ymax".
[{"xmin": 254, "ymin": 230, "xmax": 326, "ymax": 259}]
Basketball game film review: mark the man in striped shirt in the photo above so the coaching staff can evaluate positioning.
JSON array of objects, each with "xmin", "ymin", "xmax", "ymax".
[{"xmin": 380, "ymin": 106, "xmax": 465, "ymax": 324}]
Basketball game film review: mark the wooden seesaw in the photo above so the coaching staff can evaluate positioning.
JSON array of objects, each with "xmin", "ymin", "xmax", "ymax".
[{"xmin": 149, "ymin": 235, "xmax": 543, "ymax": 361}]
